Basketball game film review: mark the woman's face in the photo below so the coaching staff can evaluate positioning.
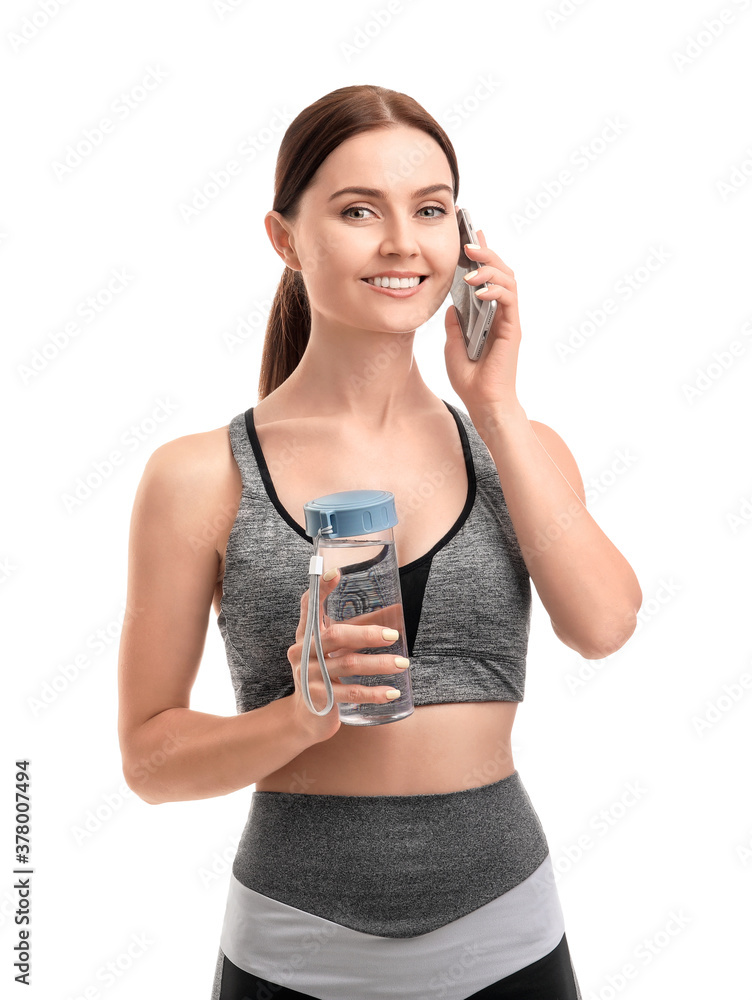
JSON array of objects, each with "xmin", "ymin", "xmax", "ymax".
[{"xmin": 271, "ymin": 125, "xmax": 460, "ymax": 335}]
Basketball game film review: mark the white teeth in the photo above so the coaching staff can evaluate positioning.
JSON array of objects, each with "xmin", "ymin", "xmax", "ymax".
[{"xmin": 365, "ymin": 275, "xmax": 422, "ymax": 288}]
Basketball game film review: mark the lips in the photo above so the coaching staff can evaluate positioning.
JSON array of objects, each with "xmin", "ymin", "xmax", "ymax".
[
  {"xmin": 360, "ymin": 275, "xmax": 428, "ymax": 297},
  {"xmin": 361, "ymin": 275, "xmax": 427, "ymax": 285}
]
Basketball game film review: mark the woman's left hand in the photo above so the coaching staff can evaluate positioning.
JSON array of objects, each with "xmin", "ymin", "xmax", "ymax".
[{"xmin": 443, "ymin": 227, "xmax": 523, "ymax": 417}]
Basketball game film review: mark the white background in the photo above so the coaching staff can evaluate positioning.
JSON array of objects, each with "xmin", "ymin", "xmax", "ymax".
[{"xmin": 2, "ymin": 1, "xmax": 751, "ymax": 997}]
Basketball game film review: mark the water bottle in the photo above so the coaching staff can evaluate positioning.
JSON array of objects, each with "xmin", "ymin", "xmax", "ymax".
[{"xmin": 299, "ymin": 489, "xmax": 414, "ymax": 726}]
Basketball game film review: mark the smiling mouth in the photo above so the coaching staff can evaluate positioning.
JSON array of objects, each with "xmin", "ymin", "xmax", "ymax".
[{"xmin": 361, "ymin": 275, "xmax": 428, "ymax": 289}]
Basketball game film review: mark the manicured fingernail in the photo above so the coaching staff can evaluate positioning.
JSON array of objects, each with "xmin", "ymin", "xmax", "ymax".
[
  {"xmin": 382, "ymin": 628, "xmax": 399, "ymax": 640},
  {"xmin": 464, "ymin": 269, "xmax": 479, "ymax": 280},
  {"xmin": 386, "ymin": 689, "xmax": 401, "ymax": 700},
  {"xmin": 322, "ymin": 568, "xmax": 339, "ymax": 581},
  {"xmin": 395, "ymin": 657, "xmax": 410, "ymax": 670},
  {"xmin": 466, "ymin": 243, "xmax": 481, "ymax": 249}
]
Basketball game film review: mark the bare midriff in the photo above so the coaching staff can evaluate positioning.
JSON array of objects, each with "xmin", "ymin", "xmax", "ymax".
[
  {"xmin": 254, "ymin": 700, "xmax": 517, "ymax": 795},
  {"xmin": 215, "ymin": 396, "xmax": 519, "ymax": 796}
]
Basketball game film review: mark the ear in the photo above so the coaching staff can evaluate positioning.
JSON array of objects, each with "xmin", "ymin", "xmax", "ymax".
[{"xmin": 265, "ymin": 211, "xmax": 301, "ymax": 270}]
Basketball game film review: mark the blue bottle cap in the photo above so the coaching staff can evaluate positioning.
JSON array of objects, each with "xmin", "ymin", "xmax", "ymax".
[{"xmin": 303, "ymin": 489, "xmax": 398, "ymax": 539}]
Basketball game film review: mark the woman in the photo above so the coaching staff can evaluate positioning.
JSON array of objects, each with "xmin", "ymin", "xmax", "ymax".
[{"xmin": 117, "ymin": 85, "xmax": 642, "ymax": 999}]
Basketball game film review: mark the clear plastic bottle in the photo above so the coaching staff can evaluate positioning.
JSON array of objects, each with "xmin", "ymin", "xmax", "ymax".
[{"xmin": 300, "ymin": 490, "xmax": 414, "ymax": 726}]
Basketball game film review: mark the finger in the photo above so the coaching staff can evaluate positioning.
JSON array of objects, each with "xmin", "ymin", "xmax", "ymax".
[
  {"xmin": 316, "ymin": 567, "xmax": 341, "ymax": 646},
  {"xmin": 297, "ymin": 567, "xmax": 340, "ymax": 641},
  {"xmin": 317, "ymin": 567, "xmax": 340, "ymax": 628},
  {"xmin": 323, "ymin": 620, "xmax": 402, "ymax": 656},
  {"xmin": 445, "ymin": 303, "xmax": 461, "ymax": 336},
  {"xmin": 463, "ymin": 265, "xmax": 514, "ymax": 286},
  {"xmin": 464, "ymin": 245, "xmax": 514, "ymax": 277},
  {"xmin": 326, "ymin": 652, "xmax": 410, "ymax": 674},
  {"xmin": 471, "ymin": 271, "xmax": 519, "ymax": 303},
  {"xmin": 473, "ymin": 283, "xmax": 517, "ymax": 306},
  {"xmin": 325, "ymin": 605, "xmax": 403, "ymax": 663}
]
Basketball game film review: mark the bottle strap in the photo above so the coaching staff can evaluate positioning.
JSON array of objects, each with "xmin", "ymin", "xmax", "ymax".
[{"xmin": 300, "ymin": 528, "xmax": 336, "ymax": 716}]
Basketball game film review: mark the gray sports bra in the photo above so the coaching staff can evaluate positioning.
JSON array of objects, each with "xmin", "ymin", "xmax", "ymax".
[{"xmin": 217, "ymin": 400, "xmax": 531, "ymax": 713}]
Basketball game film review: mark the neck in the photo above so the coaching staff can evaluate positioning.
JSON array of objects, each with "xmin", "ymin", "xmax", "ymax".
[{"xmin": 271, "ymin": 321, "xmax": 438, "ymax": 429}]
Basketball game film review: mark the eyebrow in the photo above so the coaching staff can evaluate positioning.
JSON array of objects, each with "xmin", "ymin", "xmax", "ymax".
[{"xmin": 327, "ymin": 183, "xmax": 454, "ymax": 202}]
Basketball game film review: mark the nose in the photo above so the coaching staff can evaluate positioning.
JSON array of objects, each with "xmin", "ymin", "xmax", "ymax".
[{"xmin": 378, "ymin": 215, "xmax": 420, "ymax": 260}]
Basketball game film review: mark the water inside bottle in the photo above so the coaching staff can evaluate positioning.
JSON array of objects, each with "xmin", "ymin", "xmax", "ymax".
[{"xmin": 322, "ymin": 538, "xmax": 414, "ymax": 725}]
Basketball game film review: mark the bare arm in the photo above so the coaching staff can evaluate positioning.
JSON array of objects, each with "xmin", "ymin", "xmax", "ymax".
[
  {"xmin": 117, "ymin": 430, "xmax": 317, "ymax": 805},
  {"xmin": 469, "ymin": 403, "xmax": 642, "ymax": 659}
]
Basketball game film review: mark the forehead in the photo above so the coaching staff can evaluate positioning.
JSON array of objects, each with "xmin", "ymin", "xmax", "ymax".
[{"xmin": 306, "ymin": 126, "xmax": 453, "ymax": 199}]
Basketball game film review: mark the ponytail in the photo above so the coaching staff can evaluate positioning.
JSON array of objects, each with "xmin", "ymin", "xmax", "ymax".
[{"xmin": 258, "ymin": 266, "xmax": 310, "ymax": 401}]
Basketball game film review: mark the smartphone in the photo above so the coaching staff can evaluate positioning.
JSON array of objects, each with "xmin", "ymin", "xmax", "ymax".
[{"xmin": 450, "ymin": 207, "xmax": 497, "ymax": 361}]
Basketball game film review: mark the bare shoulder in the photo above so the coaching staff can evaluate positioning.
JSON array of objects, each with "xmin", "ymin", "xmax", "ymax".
[
  {"xmin": 148, "ymin": 423, "xmax": 234, "ymax": 472},
  {"xmin": 135, "ymin": 424, "xmax": 241, "ymax": 535},
  {"xmin": 528, "ymin": 420, "xmax": 586, "ymax": 507}
]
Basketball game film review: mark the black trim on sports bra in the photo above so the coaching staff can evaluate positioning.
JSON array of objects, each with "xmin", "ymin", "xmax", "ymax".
[
  {"xmin": 398, "ymin": 557, "xmax": 432, "ymax": 657},
  {"xmin": 243, "ymin": 399, "xmax": 477, "ymax": 574}
]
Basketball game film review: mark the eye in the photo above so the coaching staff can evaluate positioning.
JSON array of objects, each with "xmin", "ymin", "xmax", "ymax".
[
  {"xmin": 340, "ymin": 204, "xmax": 448, "ymax": 220},
  {"xmin": 341, "ymin": 205, "xmax": 375, "ymax": 220}
]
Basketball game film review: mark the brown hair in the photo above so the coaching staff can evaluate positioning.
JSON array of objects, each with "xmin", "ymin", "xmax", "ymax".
[{"xmin": 257, "ymin": 84, "xmax": 460, "ymax": 401}]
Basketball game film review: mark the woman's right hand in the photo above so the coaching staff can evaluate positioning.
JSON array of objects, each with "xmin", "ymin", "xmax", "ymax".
[{"xmin": 287, "ymin": 568, "xmax": 408, "ymax": 744}]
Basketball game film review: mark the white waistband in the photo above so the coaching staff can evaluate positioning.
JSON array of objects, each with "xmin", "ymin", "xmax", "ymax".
[{"xmin": 220, "ymin": 852, "xmax": 565, "ymax": 1000}]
